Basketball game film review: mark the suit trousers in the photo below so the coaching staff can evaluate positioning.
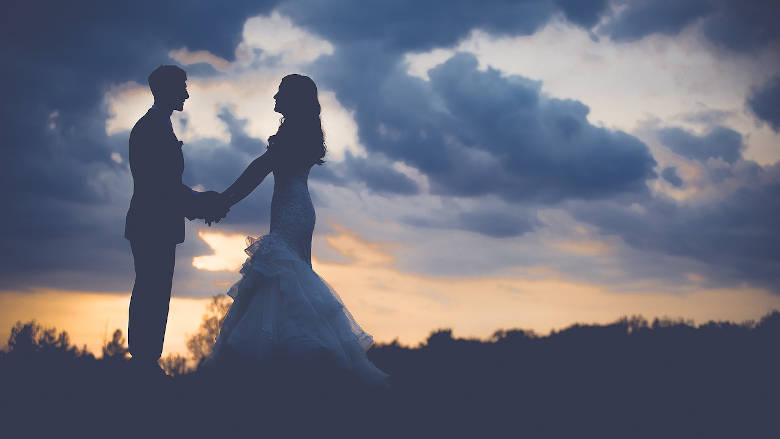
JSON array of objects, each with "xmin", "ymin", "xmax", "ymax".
[{"xmin": 129, "ymin": 240, "xmax": 176, "ymax": 363}]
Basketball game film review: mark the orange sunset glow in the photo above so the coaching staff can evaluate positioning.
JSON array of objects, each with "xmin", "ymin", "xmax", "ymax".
[{"xmin": 4, "ymin": 225, "xmax": 779, "ymax": 359}]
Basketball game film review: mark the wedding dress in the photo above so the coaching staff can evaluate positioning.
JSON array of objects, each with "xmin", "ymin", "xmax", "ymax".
[{"xmin": 209, "ymin": 164, "xmax": 389, "ymax": 387}]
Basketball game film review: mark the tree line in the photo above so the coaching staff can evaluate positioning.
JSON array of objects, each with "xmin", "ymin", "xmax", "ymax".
[{"xmin": 1, "ymin": 298, "xmax": 777, "ymax": 438}]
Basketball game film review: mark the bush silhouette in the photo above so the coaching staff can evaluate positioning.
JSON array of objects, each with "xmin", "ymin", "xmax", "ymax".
[
  {"xmin": 186, "ymin": 295, "xmax": 231, "ymax": 365},
  {"xmin": 1, "ymin": 311, "xmax": 778, "ymax": 438},
  {"xmin": 159, "ymin": 353, "xmax": 189, "ymax": 376},
  {"xmin": 101, "ymin": 328, "xmax": 129, "ymax": 361},
  {"xmin": 6, "ymin": 320, "xmax": 91, "ymax": 360}
]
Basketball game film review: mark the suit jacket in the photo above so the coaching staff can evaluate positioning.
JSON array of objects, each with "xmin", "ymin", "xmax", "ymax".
[{"xmin": 125, "ymin": 108, "xmax": 201, "ymax": 244}]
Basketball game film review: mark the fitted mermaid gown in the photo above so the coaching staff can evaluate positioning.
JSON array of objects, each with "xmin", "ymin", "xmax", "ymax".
[{"xmin": 208, "ymin": 164, "xmax": 389, "ymax": 386}]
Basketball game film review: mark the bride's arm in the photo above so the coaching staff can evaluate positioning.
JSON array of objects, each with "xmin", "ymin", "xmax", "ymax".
[{"xmin": 221, "ymin": 151, "xmax": 274, "ymax": 207}]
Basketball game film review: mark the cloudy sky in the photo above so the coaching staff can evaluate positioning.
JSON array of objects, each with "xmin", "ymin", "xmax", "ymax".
[{"xmin": 2, "ymin": 0, "xmax": 780, "ymax": 356}]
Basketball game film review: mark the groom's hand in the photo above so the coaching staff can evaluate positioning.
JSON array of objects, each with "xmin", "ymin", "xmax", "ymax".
[{"xmin": 203, "ymin": 192, "xmax": 230, "ymax": 226}]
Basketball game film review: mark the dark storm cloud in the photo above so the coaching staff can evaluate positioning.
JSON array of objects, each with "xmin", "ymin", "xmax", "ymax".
[
  {"xmin": 658, "ymin": 125, "xmax": 743, "ymax": 164},
  {"xmin": 216, "ymin": 109, "xmax": 267, "ymax": 156},
  {"xmin": 273, "ymin": 0, "xmax": 619, "ymax": 204},
  {"xmin": 279, "ymin": 0, "xmax": 609, "ymax": 53},
  {"xmin": 429, "ymin": 54, "xmax": 656, "ymax": 201},
  {"xmin": 600, "ymin": 0, "xmax": 780, "ymax": 52},
  {"xmin": 553, "ymin": 0, "xmax": 609, "ymax": 28},
  {"xmin": 314, "ymin": 51, "xmax": 656, "ymax": 204},
  {"xmin": 570, "ymin": 119, "xmax": 780, "ymax": 291},
  {"xmin": 747, "ymin": 75, "xmax": 780, "ymax": 132},
  {"xmin": 0, "ymin": 0, "xmax": 280, "ymax": 291},
  {"xmin": 405, "ymin": 207, "xmax": 540, "ymax": 238},
  {"xmin": 700, "ymin": 0, "xmax": 780, "ymax": 52},
  {"xmin": 1, "ymin": 0, "xmax": 280, "ymax": 129},
  {"xmin": 456, "ymin": 209, "xmax": 539, "ymax": 238},
  {"xmin": 571, "ymin": 161, "xmax": 780, "ymax": 290},
  {"xmin": 661, "ymin": 166, "xmax": 684, "ymax": 187},
  {"xmin": 341, "ymin": 152, "xmax": 419, "ymax": 196},
  {"xmin": 600, "ymin": 0, "xmax": 713, "ymax": 42}
]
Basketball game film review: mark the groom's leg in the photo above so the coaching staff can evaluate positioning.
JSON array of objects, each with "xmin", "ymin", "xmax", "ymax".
[{"xmin": 128, "ymin": 240, "xmax": 176, "ymax": 363}]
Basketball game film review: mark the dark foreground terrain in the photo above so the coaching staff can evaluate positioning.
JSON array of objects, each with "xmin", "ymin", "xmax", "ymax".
[{"xmin": 1, "ymin": 312, "xmax": 779, "ymax": 438}]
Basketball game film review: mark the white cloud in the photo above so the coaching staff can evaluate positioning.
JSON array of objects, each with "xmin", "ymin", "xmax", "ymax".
[
  {"xmin": 169, "ymin": 47, "xmax": 230, "ymax": 71},
  {"xmin": 104, "ymin": 11, "xmax": 363, "ymax": 161},
  {"xmin": 104, "ymin": 82, "xmax": 152, "ymax": 136},
  {"xmin": 404, "ymin": 19, "xmax": 780, "ymax": 165},
  {"xmin": 319, "ymin": 91, "xmax": 365, "ymax": 160},
  {"xmin": 239, "ymin": 11, "xmax": 334, "ymax": 66},
  {"xmin": 404, "ymin": 48, "xmax": 456, "ymax": 81},
  {"xmin": 192, "ymin": 229, "xmax": 248, "ymax": 272}
]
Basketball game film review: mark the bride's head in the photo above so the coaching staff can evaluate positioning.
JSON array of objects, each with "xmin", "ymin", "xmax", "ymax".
[{"xmin": 269, "ymin": 74, "xmax": 326, "ymax": 166}]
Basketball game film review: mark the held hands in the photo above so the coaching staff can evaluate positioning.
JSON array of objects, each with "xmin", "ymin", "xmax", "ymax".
[{"xmin": 200, "ymin": 191, "xmax": 231, "ymax": 226}]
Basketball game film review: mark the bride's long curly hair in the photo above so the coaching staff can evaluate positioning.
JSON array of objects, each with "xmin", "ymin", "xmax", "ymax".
[{"xmin": 267, "ymin": 74, "xmax": 326, "ymax": 167}]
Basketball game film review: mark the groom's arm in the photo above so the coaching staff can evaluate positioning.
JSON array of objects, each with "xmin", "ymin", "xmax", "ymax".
[{"xmin": 182, "ymin": 187, "xmax": 205, "ymax": 220}]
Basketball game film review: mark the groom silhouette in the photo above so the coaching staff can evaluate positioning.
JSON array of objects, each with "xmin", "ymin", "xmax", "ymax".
[{"xmin": 125, "ymin": 65, "xmax": 227, "ymax": 373}]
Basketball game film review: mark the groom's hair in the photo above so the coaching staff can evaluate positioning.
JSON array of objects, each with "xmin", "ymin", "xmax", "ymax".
[{"xmin": 148, "ymin": 65, "xmax": 187, "ymax": 99}]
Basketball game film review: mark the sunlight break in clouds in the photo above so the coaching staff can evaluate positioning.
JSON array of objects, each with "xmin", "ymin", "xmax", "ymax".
[
  {"xmin": 104, "ymin": 82, "xmax": 152, "ymax": 136},
  {"xmin": 192, "ymin": 229, "xmax": 249, "ymax": 272},
  {"xmin": 105, "ymin": 11, "xmax": 363, "ymax": 161},
  {"xmin": 239, "ymin": 11, "xmax": 334, "ymax": 66}
]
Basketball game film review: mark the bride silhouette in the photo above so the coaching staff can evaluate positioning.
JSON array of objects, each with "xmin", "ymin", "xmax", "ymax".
[{"xmin": 205, "ymin": 74, "xmax": 388, "ymax": 387}]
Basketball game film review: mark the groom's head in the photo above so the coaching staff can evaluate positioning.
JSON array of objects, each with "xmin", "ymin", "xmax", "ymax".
[{"xmin": 148, "ymin": 65, "xmax": 189, "ymax": 111}]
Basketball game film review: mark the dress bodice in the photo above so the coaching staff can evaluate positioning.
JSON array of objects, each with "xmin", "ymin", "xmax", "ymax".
[{"xmin": 269, "ymin": 166, "xmax": 315, "ymax": 264}]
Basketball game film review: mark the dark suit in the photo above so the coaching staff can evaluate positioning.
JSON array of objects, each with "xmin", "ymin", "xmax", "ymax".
[{"xmin": 125, "ymin": 107, "xmax": 201, "ymax": 363}]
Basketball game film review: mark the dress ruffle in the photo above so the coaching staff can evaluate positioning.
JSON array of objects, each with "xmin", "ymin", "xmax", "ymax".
[{"xmin": 212, "ymin": 233, "xmax": 387, "ymax": 386}]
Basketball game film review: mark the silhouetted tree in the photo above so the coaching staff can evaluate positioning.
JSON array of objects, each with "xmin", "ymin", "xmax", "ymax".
[
  {"xmin": 186, "ymin": 294, "xmax": 231, "ymax": 365},
  {"xmin": 757, "ymin": 309, "xmax": 780, "ymax": 331},
  {"xmin": 6, "ymin": 320, "xmax": 91, "ymax": 359},
  {"xmin": 425, "ymin": 328, "xmax": 455, "ymax": 347},
  {"xmin": 490, "ymin": 328, "xmax": 537, "ymax": 342},
  {"xmin": 101, "ymin": 328, "xmax": 129, "ymax": 361},
  {"xmin": 2, "ymin": 310, "xmax": 779, "ymax": 438}
]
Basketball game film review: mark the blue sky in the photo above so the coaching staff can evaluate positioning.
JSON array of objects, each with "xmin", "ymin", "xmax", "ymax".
[{"xmin": 2, "ymin": 0, "xmax": 780, "ymax": 351}]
